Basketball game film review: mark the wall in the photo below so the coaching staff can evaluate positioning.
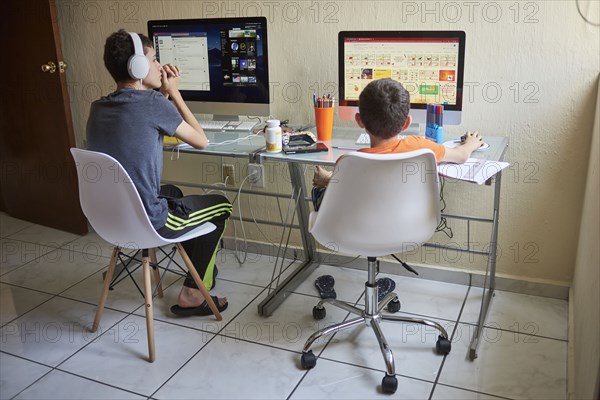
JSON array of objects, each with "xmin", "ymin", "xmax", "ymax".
[
  {"xmin": 570, "ymin": 75, "xmax": 599, "ymax": 400},
  {"xmin": 56, "ymin": 0, "xmax": 599, "ymax": 285}
]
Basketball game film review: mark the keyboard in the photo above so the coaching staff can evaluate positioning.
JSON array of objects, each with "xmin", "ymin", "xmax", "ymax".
[{"xmin": 199, "ymin": 120, "xmax": 258, "ymax": 132}]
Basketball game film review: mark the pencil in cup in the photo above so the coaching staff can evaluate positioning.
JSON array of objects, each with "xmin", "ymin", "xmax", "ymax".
[{"xmin": 314, "ymin": 95, "xmax": 334, "ymax": 141}]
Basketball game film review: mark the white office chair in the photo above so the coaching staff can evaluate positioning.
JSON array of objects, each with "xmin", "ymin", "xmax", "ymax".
[
  {"xmin": 70, "ymin": 148, "xmax": 221, "ymax": 362},
  {"xmin": 300, "ymin": 149, "xmax": 451, "ymax": 394}
]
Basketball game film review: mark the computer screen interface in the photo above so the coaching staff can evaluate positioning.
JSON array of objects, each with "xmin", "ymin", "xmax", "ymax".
[
  {"xmin": 148, "ymin": 17, "xmax": 269, "ymax": 107},
  {"xmin": 339, "ymin": 31, "xmax": 465, "ymax": 113}
]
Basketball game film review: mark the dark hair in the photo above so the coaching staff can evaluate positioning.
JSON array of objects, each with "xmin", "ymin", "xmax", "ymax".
[
  {"xmin": 358, "ymin": 79, "xmax": 410, "ymax": 139},
  {"xmin": 103, "ymin": 29, "xmax": 153, "ymax": 82}
]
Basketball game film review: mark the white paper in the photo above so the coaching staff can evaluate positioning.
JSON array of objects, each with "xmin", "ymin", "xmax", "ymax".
[{"xmin": 438, "ymin": 158, "xmax": 510, "ymax": 184}]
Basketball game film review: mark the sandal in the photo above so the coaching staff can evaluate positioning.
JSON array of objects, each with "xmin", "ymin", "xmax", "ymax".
[
  {"xmin": 377, "ymin": 277, "xmax": 396, "ymax": 302},
  {"xmin": 170, "ymin": 295, "xmax": 228, "ymax": 317},
  {"xmin": 315, "ymin": 275, "xmax": 336, "ymax": 299}
]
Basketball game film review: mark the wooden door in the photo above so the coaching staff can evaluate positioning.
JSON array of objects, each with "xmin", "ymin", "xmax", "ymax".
[{"xmin": 0, "ymin": 0, "xmax": 87, "ymax": 235}]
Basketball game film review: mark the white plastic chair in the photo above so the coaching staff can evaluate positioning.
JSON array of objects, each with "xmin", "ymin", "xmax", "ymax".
[
  {"xmin": 71, "ymin": 148, "xmax": 220, "ymax": 362},
  {"xmin": 300, "ymin": 149, "xmax": 451, "ymax": 394}
]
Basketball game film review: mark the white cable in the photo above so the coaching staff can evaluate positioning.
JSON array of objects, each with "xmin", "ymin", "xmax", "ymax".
[
  {"xmin": 231, "ymin": 173, "xmax": 254, "ymax": 264},
  {"xmin": 206, "ymin": 176, "xmax": 229, "ymax": 196},
  {"xmin": 169, "ymin": 145, "xmax": 180, "ymax": 161},
  {"xmin": 247, "ymin": 178, "xmax": 280, "ymax": 247},
  {"xmin": 207, "ymin": 133, "xmax": 262, "ymax": 147}
]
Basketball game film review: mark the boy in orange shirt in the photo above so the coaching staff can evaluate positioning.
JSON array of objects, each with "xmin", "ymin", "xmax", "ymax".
[{"xmin": 312, "ymin": 78, "xmax": 483, "ymax": 190}]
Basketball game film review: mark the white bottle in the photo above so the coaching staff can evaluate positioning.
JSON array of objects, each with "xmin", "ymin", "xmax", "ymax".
[{"xmin": 265, "ymin": 119, "xmax": 282, "ymax": 153}]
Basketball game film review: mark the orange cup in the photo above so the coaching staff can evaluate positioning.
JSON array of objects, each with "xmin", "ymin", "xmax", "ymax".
[{"xmin": 314, "ymin": 107, "xmax": 334, "ymax": 141}]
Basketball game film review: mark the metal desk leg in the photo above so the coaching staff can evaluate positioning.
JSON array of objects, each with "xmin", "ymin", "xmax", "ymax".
[
  {"xmin": 258, "ymin": 162, "xmax": 319, "ymax": 316},
  {"xmin": 468, "ymin": 171, "xmax": 502, "ymax": 360}
]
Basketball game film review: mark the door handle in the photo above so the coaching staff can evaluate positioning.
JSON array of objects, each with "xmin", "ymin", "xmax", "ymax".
[
  {"xmin": 41, "ymin": 61, "xmax": 56, "ymax": 73},
  {"xmin": 41, "ymin": 61, "xmax": 68, "ymax": 74}
]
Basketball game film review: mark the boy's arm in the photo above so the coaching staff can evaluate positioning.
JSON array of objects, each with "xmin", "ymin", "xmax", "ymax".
[
  {"xmin": 161, "ymin": 64, "xmax": 208, "ymax": 149},
  {"xmin": 441, "ymin": 131, "xmax": 483, "ymax": 164}
]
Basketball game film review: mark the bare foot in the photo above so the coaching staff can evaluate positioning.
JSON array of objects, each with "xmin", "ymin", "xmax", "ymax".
[{"xmin": 177, "ymin": 286, "xmax": 227, "ymax": 308}]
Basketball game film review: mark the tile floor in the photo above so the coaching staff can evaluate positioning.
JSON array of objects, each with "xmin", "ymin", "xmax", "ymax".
[{"xmin": 0, "ymin": 213, "xmax": 568, "ymax": 399}]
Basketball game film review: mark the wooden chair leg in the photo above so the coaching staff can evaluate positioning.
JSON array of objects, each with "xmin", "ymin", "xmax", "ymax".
[
  {"xmin": 142, "ymin": 250, "xmax": 156, "ymax": 362},
  {"xmin": 175, "ymin": 243, "xmax": 222, "ymax": 321},
  {"xmin": 92, "ymin": 247, "xmax": 118, "ymax": 332},
  {"xmin": 148, "ymin": 248, "xmax": 164, "ymax": 298}
]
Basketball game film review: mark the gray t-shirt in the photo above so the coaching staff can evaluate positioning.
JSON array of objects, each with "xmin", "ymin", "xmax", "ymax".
[{"xmin": 86, "ymin": 88, "xmax": 183, "ymax": 229}]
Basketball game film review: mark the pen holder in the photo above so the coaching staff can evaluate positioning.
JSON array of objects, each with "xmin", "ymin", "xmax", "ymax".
[
  {"xmin": 425, "ymin": 103, "xmax": 444, "ymax": 144},
  {"xmin": 314, "ymin": 107, "xmax": 334, "ymax": 141}
]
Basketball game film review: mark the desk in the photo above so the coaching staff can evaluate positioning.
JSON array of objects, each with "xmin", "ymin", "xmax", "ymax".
[
  {"xmin": 164, "ymin": 127, "xmax": 508, "ymax": 361},
  {"xmin": 257, "ymin": 127, "xmax": 509, "ymax": 361}
]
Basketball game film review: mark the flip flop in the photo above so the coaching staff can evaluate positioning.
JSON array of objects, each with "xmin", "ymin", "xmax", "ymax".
[
  {"xmin": 170, "ymin": 295, "xmax": 228, "ymax": 317},
  {"xmin": 377, "ymin": 277, "xmax": 396, "ymax": 302},
  {"xmin": 315, "ymin": 275, "xmax": 336, "ymax": 299}
]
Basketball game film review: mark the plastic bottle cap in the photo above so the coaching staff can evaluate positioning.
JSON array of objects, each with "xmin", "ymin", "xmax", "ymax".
[{"xmin": 266, "ymin": 119, "xmax": 280, "ymax": 127}]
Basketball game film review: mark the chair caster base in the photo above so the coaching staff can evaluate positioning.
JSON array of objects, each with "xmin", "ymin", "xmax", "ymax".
[
  {"xmin": 381, "ymin": 374, "xmax": 398, "ymax": 394},
  {"xmin": 436, "ymin": 335, "xmax": 451, "ymax": 355},
  {"xmin": 301, "ymin": 350, "xmax": 317, "ymax": 369}
]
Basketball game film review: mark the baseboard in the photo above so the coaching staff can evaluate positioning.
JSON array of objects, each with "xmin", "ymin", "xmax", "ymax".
[{"xmin": 221, "ymin": 238, "xmax": 570, "ymax": 300}]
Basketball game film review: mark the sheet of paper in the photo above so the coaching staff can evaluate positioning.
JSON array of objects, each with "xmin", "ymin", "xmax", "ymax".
[{"xmin": 438, "ymin": 158, "xmax": 510, "ymax": 184}]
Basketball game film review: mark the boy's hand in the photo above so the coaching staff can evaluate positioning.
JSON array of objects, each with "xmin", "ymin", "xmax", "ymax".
[
  {"xmin": 462, "ymin": 130, "xmax": 483, "ymax": 152},
  {"xmin": 313, "ymin": 166, "xmax": 333, "ymax": 188},
  {"xmin": 160, "ymin": 64, "xmax": 181, "ymax": 97}
]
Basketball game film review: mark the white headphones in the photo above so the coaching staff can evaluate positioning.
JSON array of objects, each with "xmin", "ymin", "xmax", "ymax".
[{"xmin": 127, "ymin": 32, "xmax": 149, "ymax": 80}]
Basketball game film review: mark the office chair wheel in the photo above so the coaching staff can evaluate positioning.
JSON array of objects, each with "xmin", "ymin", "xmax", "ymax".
[
  {"xmin": 436, "ymin": 335, "xmax": 451, "ymax": 355},
  {"xmin": 301, "ymin": 350, "xmax": 317, "ymax": 369},
  {"xmin": 387, "ymin": 298, "xmax": 401, "ymax": 313},
  {"xmin": 312, "ymin": 305, "xmax": 326, "ymax": 320},
  {"xmin": 381, "ymin": 374, "xmax": 398, "ymax": 394}
]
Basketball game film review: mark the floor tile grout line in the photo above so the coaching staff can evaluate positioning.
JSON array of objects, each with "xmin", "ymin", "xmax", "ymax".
[
  {"xmin": 1, "ymin": 311, "xmax": 131, "ymax": 399},
  {"xmin": 1, "ymin": 273, "xmax": 569, "ymax": 344},
  {"xmin": 0, "ymin": 221, "xmax": 35, "ymax": 241},
  {"xmin": 287, "ymin": 283, "xmax": 374, "ymax": 399},
  {"xmin": 1, "ymin": 228, "xmax": 569, "ymax": 398},
  {"xmin": 53, "ymin": 366, "xmax": 150, "ymax": 398},
  {"xmin": 8, "ymin": 363, "xmax": 149, "ymax": 400},
  {"xmin": 0, "ymin": 240, "xmax": 65, "ymax": 278},
  {"xmin": 429, "ymin": 279, "xmax": 472, "ymax": 399},
  {"xmin": 457, "ymin": 321, "xmax": 569, "ymax": 342},
  {"xmin": 33, "ymin": 271, "xmax": 237, "ymax": 398},
  {"xmin": 8, "ymin": 366, "xmax": 55, "ymax": 400},
  {"xmin": 146, "ymin": 282, "xmax": 297, "ymax": 399},
  {"xmin": 434, "ymin": 382, "xmax": 516, "ymax": 400}
]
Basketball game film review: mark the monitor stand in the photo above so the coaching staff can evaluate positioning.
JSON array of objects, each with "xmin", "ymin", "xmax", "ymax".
[{"xmin": 212, "ymin": 115, "xmax": 239, "ymax": 122}]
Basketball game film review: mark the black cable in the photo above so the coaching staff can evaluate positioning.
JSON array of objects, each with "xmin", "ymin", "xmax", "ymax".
[
  {"xmin": 576, "ymin": 0, "xmax": 600, "ymax": 27},
  {"xmin": 436, "ymin": 176, "xmax": 454, "ymax": 238}
]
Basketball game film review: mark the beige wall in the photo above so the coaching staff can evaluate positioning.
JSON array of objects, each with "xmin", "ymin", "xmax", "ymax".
[{"xmin": 57, "ymin": 1, "xmax": 599, "ymax": 285}]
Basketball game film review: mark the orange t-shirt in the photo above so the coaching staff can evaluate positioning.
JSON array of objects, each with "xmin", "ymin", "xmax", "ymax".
[{"xmin": 358, "ymin": 135, "xmax": 446, "ymax": 163}]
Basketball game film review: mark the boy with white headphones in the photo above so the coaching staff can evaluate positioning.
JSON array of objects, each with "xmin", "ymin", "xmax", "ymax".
[{"xmin": 87, "ymin": 30, "xmax": 231, "ymax": 317}]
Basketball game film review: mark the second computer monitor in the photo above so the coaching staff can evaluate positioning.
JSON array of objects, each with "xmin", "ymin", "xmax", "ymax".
[
  {"xmin": 148, "ymin": 17, "xmax": 270, "ymax": 119},
  {"xmin": 338, "ymin": 31, "xmax": 466, "ymax": 125}
]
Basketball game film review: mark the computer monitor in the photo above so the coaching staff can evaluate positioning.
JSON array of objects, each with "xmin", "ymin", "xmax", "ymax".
[
  {"xmin": 338, "ymin": 31, "xmax": 466, "ymax": 126},
  {"xmin": 148, "ymin": 17, "xmax": 270, "ymax": 120}
]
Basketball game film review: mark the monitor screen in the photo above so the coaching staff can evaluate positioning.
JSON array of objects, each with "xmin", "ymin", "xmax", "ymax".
[
  {"xmin": 338, "ymin": 31, "xmax": 466, "ymax": 125},
  {"xmin": 148, "ymin": 17, "xmax": 270, "ymax": 118}
]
